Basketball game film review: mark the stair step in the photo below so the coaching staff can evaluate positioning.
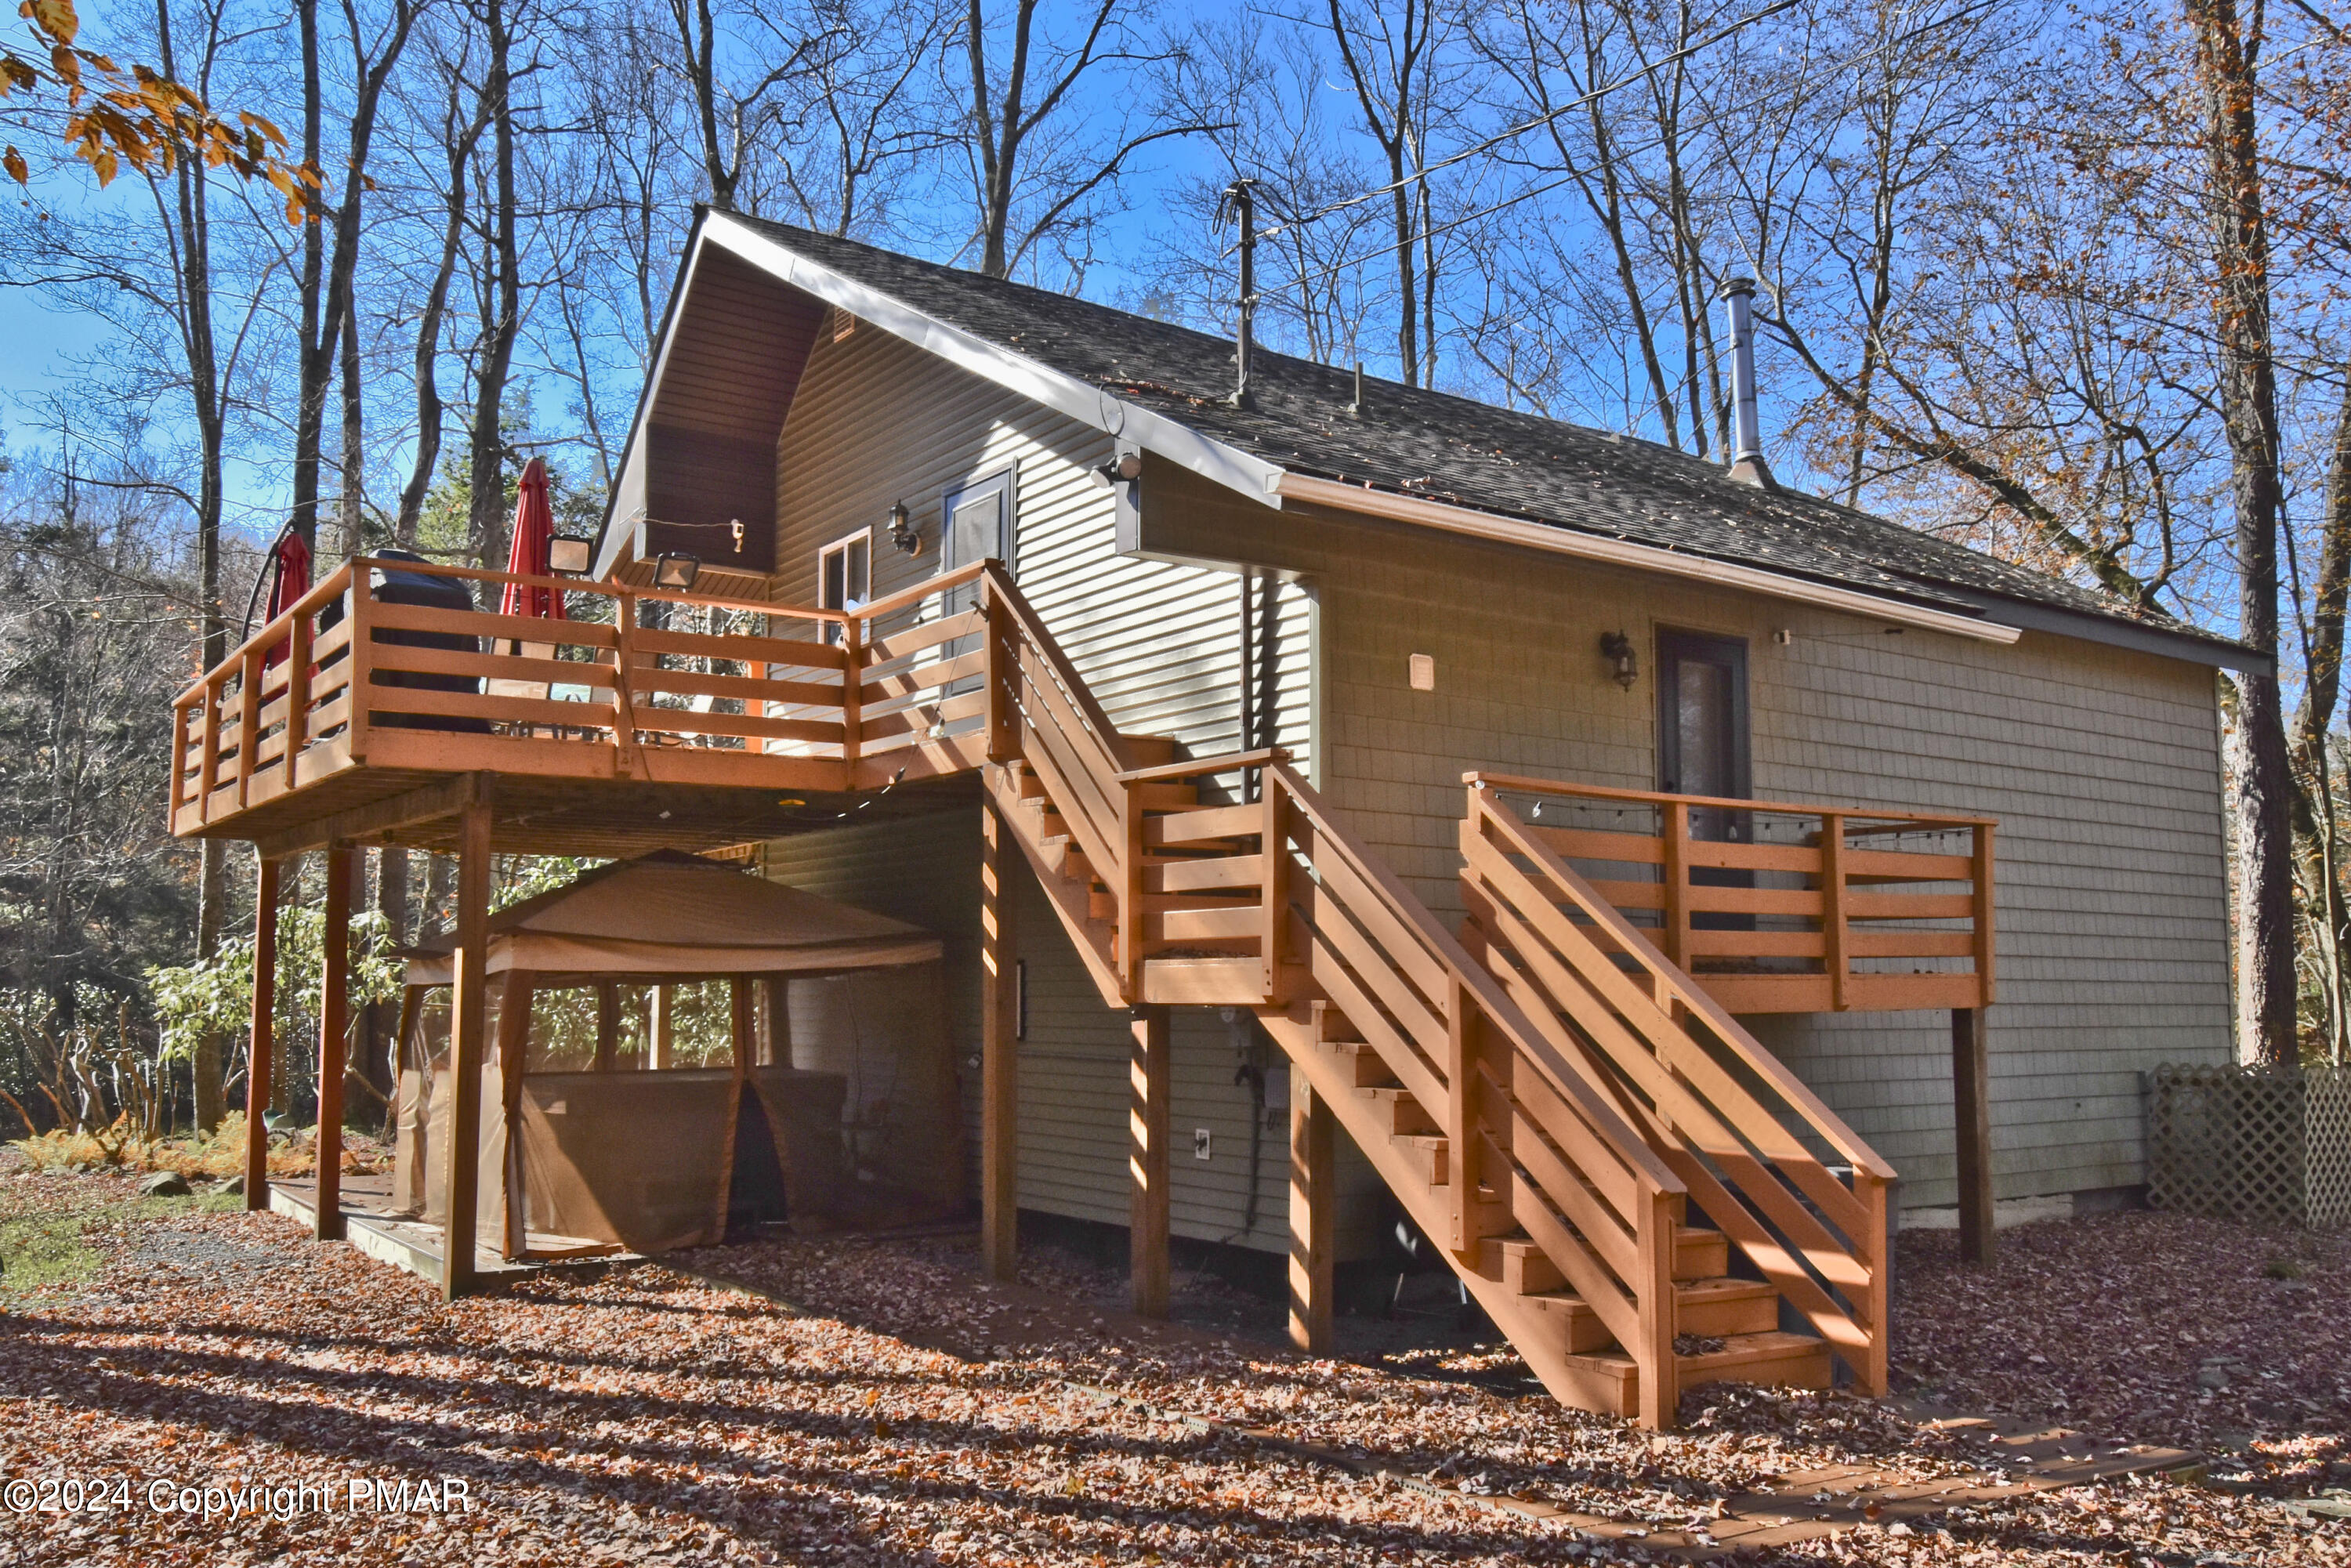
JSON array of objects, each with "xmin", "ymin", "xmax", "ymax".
[
  {"xmin": 1121, "ymin": 734, "xmax": 1179, "ymax": 768},
  {"xmin": 1675, "ymin": 1277, "xmax": 1783, "ymax": 1340},
  {"xmin": 1137, "ymin": 956, "xmax": 1265, "ymax": 1005},
  {"xmin": 1506, "ymin": 1276, "xmax": 1777, "ymax": 1356},
  {"xmin": 1311, "ymin": 1001, "xmax": 1364, "ymax": 1046},
  {"xmin": 1562, "ymin": 1330, "xmax": 1833, "ymax": 1413},
  {"xmin": 1675, "ymin": 1226, "xmax": 1729, "ymax": 1282},
  {"xmin": 1486, "ymin": 1227, "xmax": 1728, "ymax": 1295},
  {"xmin": 1674, "ymin": 1330, "xmax": 1834, "ymax": 1391},
  {"xmin": 1327, "ymin": 1039, "xmax": 1400, "ymax": 1088},
  {"xmin": 1394, "ymin": 1134, "xmax": 1447, "ymax": 1187},
  {"xmin": 1358, "ymin": 1085, "xmax": 1437, "ymax": 1136}
]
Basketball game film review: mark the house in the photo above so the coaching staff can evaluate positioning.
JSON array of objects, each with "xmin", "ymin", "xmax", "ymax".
[{"xmin": 170, "ymin": 208, "xmax": 2252, "ymax": 1428}]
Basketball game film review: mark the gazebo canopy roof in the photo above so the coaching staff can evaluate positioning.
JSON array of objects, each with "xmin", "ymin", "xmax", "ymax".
[{"xmin": 402, "ymin": 849, "xmax": 940, "ymax": 985}]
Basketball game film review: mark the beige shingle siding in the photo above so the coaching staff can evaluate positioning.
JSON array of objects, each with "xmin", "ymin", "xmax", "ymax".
[
  {"xmin": 1157, "ymin": 472, "xmax": 2230, "ymax": 1211},
  {"xmin": 763, "ymin": 321, "xmax": 2229, "ymax": 1231},
  {"xmin": 764, "ymin": 319, "xmax": 1345, "ymax": 1253}
]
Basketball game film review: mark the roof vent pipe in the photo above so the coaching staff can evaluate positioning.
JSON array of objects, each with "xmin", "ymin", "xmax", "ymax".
[
  {"xmin": 1719, "ymin": 277, "xmax": 1775, "ymax": 489},
  {"xmin": 1217, "ymin": 179, "xmax": 1259, "ymax": 412}
]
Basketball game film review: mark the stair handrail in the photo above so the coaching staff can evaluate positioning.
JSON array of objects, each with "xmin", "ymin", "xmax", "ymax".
[
  {"xmin": 1464, "ymin": 780, "xmax": 1892, "ymax": 1392},
  {"xmin": 1267, "ymin": 760, "xmax": 1689, "ymax": 1421},
  {"xmin": 978, "ymin": 564, "xmax": 1134, "ymax": 777},
  {"xmin": 978, "ymin": 563, "xmax": 1147, "ymax": 990},
  {"xmin": 1268, "ymin": 764, "xmax": 1679, "ymax": 1190},
  {"xmin": 1469, "ymin": 777, "xmax": 1895, "ymax": 1179}
]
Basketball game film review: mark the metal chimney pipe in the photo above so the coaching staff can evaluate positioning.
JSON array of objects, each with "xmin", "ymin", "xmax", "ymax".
[
  {"xmin": 1719, "ymin": 277, "xmax": 1774, "ymax": 489},
  {"xmin": 1218, "ymin": 179, "xmax": 1259, "ymax": 411}
]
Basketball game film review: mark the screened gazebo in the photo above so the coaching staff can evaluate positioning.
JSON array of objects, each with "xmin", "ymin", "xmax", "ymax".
[{"xmin": 390, "ymin": 850, "xmax": 951, "ymax": 1260}]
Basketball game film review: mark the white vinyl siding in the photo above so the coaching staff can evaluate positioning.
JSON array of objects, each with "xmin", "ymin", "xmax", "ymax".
[{"xmin": 763, "ymin": 317, "xmax": 1346, "ymax": 1254}]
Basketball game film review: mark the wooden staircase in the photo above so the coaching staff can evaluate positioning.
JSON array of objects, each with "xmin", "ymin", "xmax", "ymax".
[{"xmin": 972, "ymin": 563, "xmax": 1889, "ymax": 1428}]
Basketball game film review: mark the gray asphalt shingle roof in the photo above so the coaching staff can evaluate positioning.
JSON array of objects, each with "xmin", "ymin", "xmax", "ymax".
[{"xmin": 725, "ymin": 214, "xmax": 2248, "ymax": 660}]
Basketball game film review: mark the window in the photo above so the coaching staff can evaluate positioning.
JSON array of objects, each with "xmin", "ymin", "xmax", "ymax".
[{"xmin": 818, "ymin": 528, "xmax": 871, "ymax": 644}]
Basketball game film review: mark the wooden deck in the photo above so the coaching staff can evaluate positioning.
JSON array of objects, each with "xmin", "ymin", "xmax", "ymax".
[
  {"xmin": 1467, "ymin": 773, "xmax": 1994, "ymax": 1016},
  {"xmin": 187, "ymin": 559, "xmax": 1994, "ymax": 1421},
  {"xmin": 171, "ymin": 556, "xmax": 993, "ymax": 857}
]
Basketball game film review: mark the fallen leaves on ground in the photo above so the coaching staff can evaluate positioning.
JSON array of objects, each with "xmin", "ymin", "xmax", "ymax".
[{"xmin": 0, "ymin": 1154, "xmax": 2344, "ymax": 1566}]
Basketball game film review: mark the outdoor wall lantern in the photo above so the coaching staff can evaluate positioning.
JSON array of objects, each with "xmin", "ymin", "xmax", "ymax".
[
  {"xmin": 1600, "ymin": 630, "xmax": 1639, "ymax": 690},
  {"xmin": 546, "ymin": 534, "xmax": 593, "ymax": 574},
  {"xmin": 889, "ymin": 499, "xmax": 921, "ymax": 556},
  {"xmin": 653, "ymin": 552, "xmax": 701, "ymax": 591}
]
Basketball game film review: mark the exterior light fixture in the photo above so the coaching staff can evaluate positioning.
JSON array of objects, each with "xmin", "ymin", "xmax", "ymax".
[
  {"xmin": 546, "ymin": 534, "xmax": 592, "ymax": 574},
  {"xmin": 652, "ymin": 552, "xmax": 701, "ymax": 591},
  {"xmin": 1600, "ymin": 630, "xmax": 1638, "ymax": 690},
  {"xmin": 1094, "ymin": 451, "xmax": 1143, "ymax": 485},
  {"xmin": 888, "ymin": 499, "xmax": 920, "ymax": 556}
]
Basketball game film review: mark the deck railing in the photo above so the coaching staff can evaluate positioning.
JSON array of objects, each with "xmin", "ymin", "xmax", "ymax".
[
  {"xmin": 1462, "ymin": 780, "xmax": 1895, "ymax": 1392},
  {"xmin": 1465, "ymin": 773, "xmax": 1994, "ymax": 1015},
  {"xmin": 170, "ymin": 556, "xmax": 995, "ymax": 833}
]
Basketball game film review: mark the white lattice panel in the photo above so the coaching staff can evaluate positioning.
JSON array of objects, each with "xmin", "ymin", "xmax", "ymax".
[{"xmin": 2147, "ymin": 1063, "xmax": 2351, "ymax": 1229}]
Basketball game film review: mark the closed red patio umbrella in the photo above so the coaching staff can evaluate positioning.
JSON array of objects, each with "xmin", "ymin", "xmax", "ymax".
[
  {"xmin": 500, "ymin": 458, "xmax": 567, "ymax": 621},
  {"xmin": 260, "ymin": 527, "xmax": 312, "ymax": 671}
]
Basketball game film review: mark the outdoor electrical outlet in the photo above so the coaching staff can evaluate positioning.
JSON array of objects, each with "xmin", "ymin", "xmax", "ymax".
[{"xmin": 1194, "ymin": 1128, "xmax": 1213, "ymax": 1161}]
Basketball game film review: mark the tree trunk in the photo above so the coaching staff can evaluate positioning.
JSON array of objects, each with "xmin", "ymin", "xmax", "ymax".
[
  {"xmin": 466, "ymin": 0, "xmax": 520, "ymax": 573},
  {"xmin": 2187, "ymin": 0, "xmax": 2296, "ymax": 1063},
  {"xmin": 338, "ymin": 292, "xmax": 365, "ymax": 558},
  {"xmin": 396, "ymin": 74, "xmax": 487, "ymax": 548},
  {"xmin": 161, "ymin": 0, "xmax": 233, "ymax": 1132},
  {"xmin": 291, "ymin": 0, "xmax": 326, "ymax": 549},
  {"xmin": 2289, "ymin": 382, "xmax": 2351, "ymax": 1056},
  {"xmin": 363, "ymin": 847, "xmax": 408, "ymax": 1119}
]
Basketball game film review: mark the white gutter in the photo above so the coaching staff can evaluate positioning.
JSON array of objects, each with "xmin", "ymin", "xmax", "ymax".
[
  {"xmin": 1275, "ymin": 473, "xmax": 2023, "ymax": 646},
  {"xmin": 701, "ymin": 216, "xmax": 1288, "ymax": 507}
]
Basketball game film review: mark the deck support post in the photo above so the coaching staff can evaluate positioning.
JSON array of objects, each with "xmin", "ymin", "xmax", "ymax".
[
  {"xmin": 650, "ymin": 985, "xmax": 675, "ymax": 1070},
  {"xmin": 730, "ymin": 977, "xmax": 755, "ymax": 1066},
  {"xmin": 243, "ymin": 855, "xmax": 281, "ymax": 1211},
  {"xmin": 1128, "ymin": 1002, "xmax": 1172, "ymax": 1318},
  {"xmin": 981, "ymin": 802, "xmax": 1020, "ymax": 1282},
  {"xmin": 1951, "ymin": 1006, "xmax": 1994, "ymax": 1266},
  {"xmin": 442, "ymin": 783, "xmax": 494, "ymax": 1300},
  {"xmin": 759, "ymin": 978, "xmax": 788, "ymax": 1067},
  {"xmin": 593, "ymin": 983, "xmax": 619, "ymax": 1072},
  {"xmin": 497, "ymin": 972, "xmax": 534, "ymax": 1262},
  {"xmin": 1288, "ymin": 1078, "xmax": 1334, "ymax": 1353},
  {"xmin": 313, "ymin": 844, "xmax": 354, "ymax": 1240}
]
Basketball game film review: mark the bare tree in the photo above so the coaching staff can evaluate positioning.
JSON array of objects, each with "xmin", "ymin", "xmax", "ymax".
[
  {"xmin": 1313, "ymin": 0, "xmax": 1458, "ymax": 385},
  {"xmin": 288, "ymin": 0, "xmax": 423, "ymax": 556},
  {"xmin": 396, "ymin": 42, "xmax": 492, "ymax": 544},
  {"xmin": 958, "ymin": 0, "xmax": 1218, "ymax": 281},
  {"xmin": 668, "ymin": 0, "xmax": 830, "ymax": 213},
  {"xmin": 463, "ymin": 0, "xmax": 520, "ymax": 572}
]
